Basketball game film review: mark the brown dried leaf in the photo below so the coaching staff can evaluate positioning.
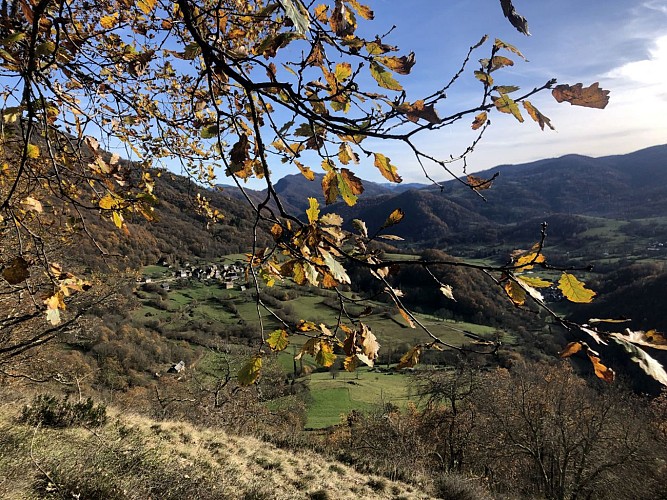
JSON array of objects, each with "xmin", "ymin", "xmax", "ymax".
[
  {"xmin": 2, "ymin": 256, "xmax": 30, "ymax": 285},
  {"xmin": 472, "ymin": 111, "xmax": 487, "ymax": 130},
  {"xmin": 523, "ymin": 100, "xmax": 555, "ymax": 130},
  {"xmin": 552, "ymin": 82, "xmax": 610, "ymax": 109}
]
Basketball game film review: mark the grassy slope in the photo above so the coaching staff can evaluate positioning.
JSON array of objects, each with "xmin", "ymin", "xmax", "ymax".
[
  {"xmin": 0, "ymin": 398, "xmax": 433, "ymax": 500},
  {"xmin": 134, "ymin": 263, "xmax": 511, "ymax": 429}
]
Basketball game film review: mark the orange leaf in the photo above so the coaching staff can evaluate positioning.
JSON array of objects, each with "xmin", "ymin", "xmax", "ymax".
[
  {"xmin": 472, "ymin": 112, "xmax": 487, "ymax": 130},
  {"xmin": 559, "ymin": 341, "xmax": 582, "ymax": 358},
  {"xmin": 587, "ymin": 352, "xmax": 615, "ymax": 382}
]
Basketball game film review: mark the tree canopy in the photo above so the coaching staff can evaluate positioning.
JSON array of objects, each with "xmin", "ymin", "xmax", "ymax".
[{"xmin": 3, "ymin": 0, "xmax": 664, "ymax": 387}]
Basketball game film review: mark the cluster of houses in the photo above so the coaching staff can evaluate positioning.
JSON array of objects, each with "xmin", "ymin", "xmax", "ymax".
[{"xmin": 144, "ymin": 258, "xmax": 248, "ymax": 291}]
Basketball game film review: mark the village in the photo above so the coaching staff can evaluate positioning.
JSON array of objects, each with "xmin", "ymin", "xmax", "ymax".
[{"xmin": 142, "ymin": 258, "xmax": 248, "ymax": 291}]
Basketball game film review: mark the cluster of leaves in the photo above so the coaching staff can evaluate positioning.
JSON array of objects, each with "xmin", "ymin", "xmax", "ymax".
[{"xmin": 1, "ymin": 0, "xmax": 659, "ymax": 390}]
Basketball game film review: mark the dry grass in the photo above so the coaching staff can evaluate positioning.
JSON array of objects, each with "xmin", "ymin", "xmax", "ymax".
[{"xmin": 0, "ymin": 396, "xmax": 434, "ymax": 500}]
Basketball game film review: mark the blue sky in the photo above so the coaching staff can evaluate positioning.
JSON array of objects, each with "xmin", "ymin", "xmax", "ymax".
[{"xmin": 347, "ymin": 0, "xmax": 667, "ymax": 183}]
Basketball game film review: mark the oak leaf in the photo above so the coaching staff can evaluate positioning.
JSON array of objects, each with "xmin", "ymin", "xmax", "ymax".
[
  {"xmin": 504, "ymin": 280, "xmax": 526, "ymax": 306},
  {"xmin": 552, "ymin": 82, "xmax": 610, "ymax": 109}
]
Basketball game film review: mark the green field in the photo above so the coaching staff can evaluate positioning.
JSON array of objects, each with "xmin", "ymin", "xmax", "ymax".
[
  {"xmin": 302, "ymin": 368, "xmax": 416, "ymax": 428},
  {"xmin": 134, "ymin": 258, "xmax": 513, "ymax": 429}
]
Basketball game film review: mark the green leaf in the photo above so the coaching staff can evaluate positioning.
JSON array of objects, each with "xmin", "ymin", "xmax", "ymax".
[
  {"xmin": 267, "ymin": 329, "xmax": 289, "ymax": 351},
  {"xmin": 558, "ymin": 273, "xmax": 596, "ymax": 303},
  {"xmin": 238, "ymin": 355, "xmax": 262, "ymax": 386},
  {"xmin": 200, "ymin": 124, "xmax": 219, "ymax": 139},
  {"xmin": 369, "ymin": 61, "xmax": 402, "ymax": 91}
]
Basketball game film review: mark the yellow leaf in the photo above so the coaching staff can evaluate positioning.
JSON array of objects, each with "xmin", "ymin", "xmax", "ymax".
[
  {"xmin": 369, "ymin": 61, "xmax": 402, "ymax": 91},
  {"xmin": 315, "ymin": 341, "xmax": 336, "ymax": 367},
  {"xmin": 337, "ymin": 168, "xmax": 363, "ymax": 206},
  {"xmin": 306, "ymin": 197, "xmax": 320, "ymax": 223},
  {"xmin": 137, "ymin": 0, "xmax": 157, "ymax": 15},
  {"xmin": 380, "ymin": 208, "xmax": 404, "ymax": 229},
  {"xmin": 267, "ymin": 329, "xmax": 289, "ymax": 351},
  {"xmin": 322, "ymin": 170, "xmax": 340, "ymax": 205},
  {"xmin": 345, "ymin": 0, "xmax": 373, "ymax": 20},
  {"xmin": 373, "ymin": 153, "xmax": 402, "ymax": 183},
  {"xmin": 558, "ymin": 273, "xmax": 596, "ymax": 303},
  {"xmin": 378, "ymin": 53, "xmax": 416, "ymax": 75},
  {"xmin": 99, "ymin": 12, "xmax": 119, "ymax": 29},
  {"xmin": 112, "ymin": 211, "xmax": 124, "ymax": 229},
  {"xmin": 343, "ymin": 355, "xmax": 358, "ymax": 372},
  {"xmin": 337, "ymin": 142, "xmax": 358, "ymax": 165},
  {"xmin": 238, "ymin": 355, "xmax": 262, "ymax": 385},
  {"xmin": 493, "ymin": 94, "xmax": 524, "ymax": 122},
  {"xmin": 26, "ymin": 143, "xmax": 39, "ymax": 159},
  {"xmin": 98, "ymin": 194, "xmax": 116, "ymax": 210},
  {"xmin": 493, "ymin": 38, "xmax": 527, "ymax": 60},
  {"xmin": 295, "ymin": 160, "xmax": 315, "ymax": 181},
  {"xmin": 514, "ymin": 244, "xmax": 545, "ymax": 270},
  {"xmin": 517, "ymin": 275, "xmax": 551, "ymax": 288},
  {"xmin": 397, "ymin": 345, "xmax": 421, "ymax": 369},
  {"xmin": 504, "ymin": 280, "xmax": 526, "ymax": 306},
  {"xmin": 334, "ymin": 62, "xmax": 352, "ymax": 82}
]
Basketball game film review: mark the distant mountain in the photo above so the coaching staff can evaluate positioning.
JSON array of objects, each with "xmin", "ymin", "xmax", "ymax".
[{"xmin": 324, "ymin": 144, "xmax": 667, "ymax": 247}]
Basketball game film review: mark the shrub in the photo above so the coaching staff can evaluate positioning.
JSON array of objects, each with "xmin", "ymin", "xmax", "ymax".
[{"xmin": 19, "ymin": 395, "xmax": 107, "ymax": 428}]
